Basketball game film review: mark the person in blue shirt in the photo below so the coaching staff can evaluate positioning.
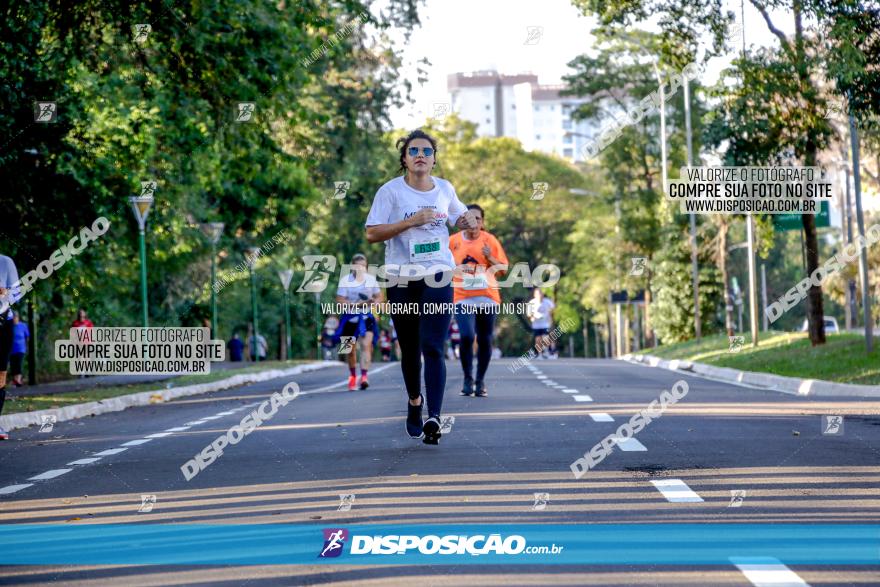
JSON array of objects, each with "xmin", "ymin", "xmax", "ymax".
[
  {"xmin": 227, "ymin": 333, "xmax": 244, "ymax": 362},
  {"xmin": 10, "ymin": 312, "xmax": 29, "ymax": 387}
]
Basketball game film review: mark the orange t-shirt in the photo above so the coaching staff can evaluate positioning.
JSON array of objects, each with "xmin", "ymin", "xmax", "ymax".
[{"xmin": 449, "ymin": 230, "xmax": 509, "ymax": 304}]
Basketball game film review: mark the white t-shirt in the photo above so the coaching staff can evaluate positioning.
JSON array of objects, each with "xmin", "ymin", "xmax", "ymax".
[
  {"xmin": 336, "ymin": 272, "xmax": 380, "ymax": 303},
  {"xmin": 365, "ymin": 176, "xmax": 467, "ymax": 277},
  {"xmin": 527, "ymin": 297, "xmax": 555, "ymax": 329}
]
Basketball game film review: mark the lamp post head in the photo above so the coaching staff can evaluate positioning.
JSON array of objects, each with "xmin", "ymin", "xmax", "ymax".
[
  {"xmin": 245, "ymin": 247, "xmax": 261, "ymax": 268},
  {"xmin": 278, "ymin": 269, "xmax": 294, "ymax": 292},
  {"xmin": 129, "ymin": 194, "xmax": 154, "ymax": 232},
  {"xmin": 201, "ymin": 222, "xmax": 225, "ymax": 245}
]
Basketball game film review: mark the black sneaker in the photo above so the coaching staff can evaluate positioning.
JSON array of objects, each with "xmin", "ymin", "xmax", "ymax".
[
  {"xmin": 422, "ymin": 417, "xmax": 441, "ymax": 445},
  {"xmin": 461, "ymin": 378, "xmax": 474, "ymax": 396},
  {"xmin": 475, "ymin": 380, "xmax": 488, "ymax": 397},
  {"xmin": 406, "ymin": 396, "xmax": 424, "ymax": 439}
]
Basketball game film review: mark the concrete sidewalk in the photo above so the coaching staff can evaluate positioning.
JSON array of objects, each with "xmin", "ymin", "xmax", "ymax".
[
  {"xmin": 9, "ymin": 361, "xmax": 249, "ymax": 397},
  {"xmin": 623, "ymin": 353, "xmax": 880, "ymax": 397}
]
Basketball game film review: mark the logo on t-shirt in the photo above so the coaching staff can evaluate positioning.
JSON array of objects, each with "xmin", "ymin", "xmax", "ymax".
[{"xmin": 404, "ymin": 206, "xmax": 447, "ymax": 230}]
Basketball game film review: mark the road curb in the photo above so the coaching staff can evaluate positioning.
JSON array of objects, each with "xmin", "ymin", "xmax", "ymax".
[
  {"xmin": 621, "ymin": 353, "xmax": 880, "ymax": 398},
  {"xmin": 0, "ymin": 361, "xmax": 340, "ymax": 432}
]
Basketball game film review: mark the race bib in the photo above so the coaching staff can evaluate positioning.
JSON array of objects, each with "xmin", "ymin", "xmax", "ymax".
[{"xmin": 409, "ymin": 236, "xmax": 443, "ymax": 261}]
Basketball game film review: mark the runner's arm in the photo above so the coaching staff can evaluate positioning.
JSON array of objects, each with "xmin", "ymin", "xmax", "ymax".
[{"xmin": 366, "ymin": 218, "xmax": 413, "ymax": 243}]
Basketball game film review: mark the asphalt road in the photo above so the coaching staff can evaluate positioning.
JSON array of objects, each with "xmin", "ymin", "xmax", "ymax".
[{"xmin": 1, "ymin": 357, "xmax": 879, "ymax": 586}]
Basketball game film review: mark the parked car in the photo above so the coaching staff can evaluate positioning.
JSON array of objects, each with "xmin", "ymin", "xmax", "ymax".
[{"xmin": 800, "ymin": 317, "xmax": 839, "ymax": 334}]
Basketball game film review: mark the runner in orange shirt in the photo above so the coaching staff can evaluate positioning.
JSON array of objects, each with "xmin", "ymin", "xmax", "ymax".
[{"xmin": 449, "ymin": 204, "xmax": 509, "ymax": 397}]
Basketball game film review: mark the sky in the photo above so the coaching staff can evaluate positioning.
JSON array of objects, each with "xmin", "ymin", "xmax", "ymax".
[{"xmin": 383, "ymin": 0, "xmax": 797, "ymax": 130}]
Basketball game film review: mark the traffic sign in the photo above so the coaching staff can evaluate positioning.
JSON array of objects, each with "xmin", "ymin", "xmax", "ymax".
[{"xmin": 772, "ymin": 201, "xmax": 830, "ymax": 231}]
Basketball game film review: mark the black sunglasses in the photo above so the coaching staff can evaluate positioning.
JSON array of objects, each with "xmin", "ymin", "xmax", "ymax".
[{"xmin": 408, "ymin": 146, "xmax": 435, "ymax": 157}]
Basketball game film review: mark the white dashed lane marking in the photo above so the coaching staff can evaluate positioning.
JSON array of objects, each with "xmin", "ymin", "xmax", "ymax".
[
  {"xmin": 589, "ymin": 413, "xmax": 614, "ymax": 422},
  {"xmin": 121, "ymin": 438, "xmax": 153, "ymax": 447},
  {"xmin": 146, "ymin": 432, "xmax": 173, "ymax": 438},
  {"xmin": 0, "ymin": 484, "xmax": 33, "ymax": 495},
  {"xmin": 573, "ymin": 395, "xmax": 593, "ymax": 402},
  {"xmin": 731, "ymin": 557, "xmax": 810, "ymax": 586},
  {"xmin": 94, "ymin": 448, "xmax": 128, "ymax": 456},
  {"xmin": 164, "ymin": 426, "xmax": 191, "ymax": 432},
  {"xmin": 562, "ymin": 388, "xmax": 579, "ymax": 393},
  {"xmin": 28, "ymin": 469, "xmax": 72, "ymax": 481},
  {"xmin": 613, "ymin": 437, "xmax": 647, "ymax": 451},
  {"xmin": 67, "ymin": 457, "xmax": 102, "ymax": 465},
  {"xmin": 650, "ymin": 479, "xmax": 703, "ymax": 502}
]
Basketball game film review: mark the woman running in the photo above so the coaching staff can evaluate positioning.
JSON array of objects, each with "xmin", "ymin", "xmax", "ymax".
[
  {"xmin": 449, "ymin": 204, "xmax": 509, "ymax": 397},
  {"xmin": 365, "ymin": 129, "xmax": 477, "ymax": 444},
  {"xmin": 335, "ymin": 253, "xmax": 382, "ymax": 390}
]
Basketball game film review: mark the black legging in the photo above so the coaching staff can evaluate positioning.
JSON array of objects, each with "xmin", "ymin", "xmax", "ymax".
[
  {"xmin": 454, "ymin": 306, "xmax": 497, "ymax": 382},
  {"xmin": 387, "ymin": 272, "xmax": 452, "ymax": 420}
]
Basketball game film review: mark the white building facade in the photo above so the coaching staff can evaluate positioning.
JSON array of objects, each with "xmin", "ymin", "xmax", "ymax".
[{"xmin": 448, "ymin": 71, "xmax": 595, "ymax": 162}]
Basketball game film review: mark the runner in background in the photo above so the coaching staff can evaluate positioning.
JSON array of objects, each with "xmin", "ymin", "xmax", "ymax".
[
  {"xmin": 390, "ymin": 322, "xmax": 401, "ymax": 361},
  {"xmin": 527, "ymin": 288, "xmax": 557, "ymax": 359},
  {"xmin": 449, "ymin": 204, "xmax": 509, "ymax": 396},
  {"xmin": 321, "ymin": 315, "xmax": 340, "ymax": 360},
  {"xmin": 447, "ymin": 320, "xmax": 461, "ymax": 360},
  {"xmin": 334, "ymin": 253, "xmax": 382, "ymax": 390},
  {"xmin": 365, "ymin": 128, "xmax": 478, "ymax": 444},
  {"xmin": 0, "ymin": 254, "xmax": 21, "ymax": 440},
  {"xmin": 379, "ymin": 328, "xmax": 392, "ymax": 361}
]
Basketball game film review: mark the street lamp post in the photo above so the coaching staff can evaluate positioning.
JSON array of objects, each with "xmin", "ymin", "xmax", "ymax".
[
  {"xmin": 278, "ymin": 269, "xmax": 294, "ymax": 360},
  {"xmin": 129, "ymin": 193, "xmax": 154, "ymax": 328},
  {"xmin": 200, "ymin": 222, "xmax": 224, "ymax": 339},
  {"xmin": 245, "ymin": 247, "xmax": 261, "ymax": 362},
  {"xmin": 314, "ymin": 291, "xmax": 321, "ymax": 360}
]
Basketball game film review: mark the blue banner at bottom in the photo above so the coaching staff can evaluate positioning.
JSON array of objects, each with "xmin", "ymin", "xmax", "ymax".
[{"xmin": 0, "ymin": 524, "xmax": 878, "ymax": 565}]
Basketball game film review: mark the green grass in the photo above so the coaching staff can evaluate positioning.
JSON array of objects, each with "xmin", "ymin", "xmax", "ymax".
[
  {"xmin": 5, "ymin": 360, "xmax": 310, "ymax": 414},
  {"xmin": 636, "ymin": 332, "xmax": 880, "ymax": 385}
]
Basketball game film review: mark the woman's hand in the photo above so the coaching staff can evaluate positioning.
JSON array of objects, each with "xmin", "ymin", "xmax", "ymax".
[
  {"xmin": 408, "ymin": 208, "xmax": 436, "ymax": 227},
  {"xmin": 456, "ymin": 209, "xmax": 478, "ymax": 230}
]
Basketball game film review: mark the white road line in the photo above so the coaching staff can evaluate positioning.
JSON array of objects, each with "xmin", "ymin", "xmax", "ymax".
[
  {"xmin": 731, "ymin": 558, "xmax": 810, "ymax": 586},
  {"xmin": 28, "ymin": 469, "xmax": 72, "ymax": 481},
  {"xmin": 573, "ymin": 395, "xmax": 593, "ymax": 402},
  {"xmin": 590, "ymin": 413, "xmax": 614, "ymax": 422},
  {"xmin": 146, "ymin": 432, "xmax": 173, "ymax": 438},
  {"xmin": 536, "ymin": 375, "xmax": 548, "ymax": 380},
  {"xmin": 67, "ymin": 457, "xmax": 102, "ymax": 465},
  {"xmin": 650, "ymin": 479, "xmax": 704, "ymax": 502},
  {"xmin": 544, "ymin": 380, "xmax": 558, "ymax": 385},
  {"xmin": 164, "ymin": 426, "xmax": 191, "ymax": 432},
  {"xmin": 215, "ymin": 412, "xmax": 235, "ymax": 416},
  {"xmin": 94, "ymin": 448, "xmax": 128, "ymax": 456},
  {"xmin": 0, "ymin": 484, "xmax": 34, "ymax": 495},
  {"xmin": 613, "ymin": 437, "xmax": 647, "ymax": 451},
  {"xmin": 200, "ymin": 415, "xmax": 223, "ymax": 421},
  {"xmin": 562, "ymin": 388, "xmax": 579, "ymax": 393},
  {"xmin": 185, "ymin": 421, "xmax": 207, "ymax": 426},
  {"xmin": 121, "ymin": 438, "xmax": 153, "ymax": 447}
]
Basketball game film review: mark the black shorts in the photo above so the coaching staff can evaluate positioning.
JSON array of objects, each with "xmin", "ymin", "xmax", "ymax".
[
  {"xmin": 9, "ymin": 354, "xmax": 24, "ymax": 377},
  {"xmin": 0, "ymin": 318, "xmax": 13, "ymax": 372},
  {"xmin": 532, "ymin": 328, "xmax": 550, "ymax": 337},
  {"xmin": 341, "ymin": 315, "xmax": 377, "ymax": 338}
]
